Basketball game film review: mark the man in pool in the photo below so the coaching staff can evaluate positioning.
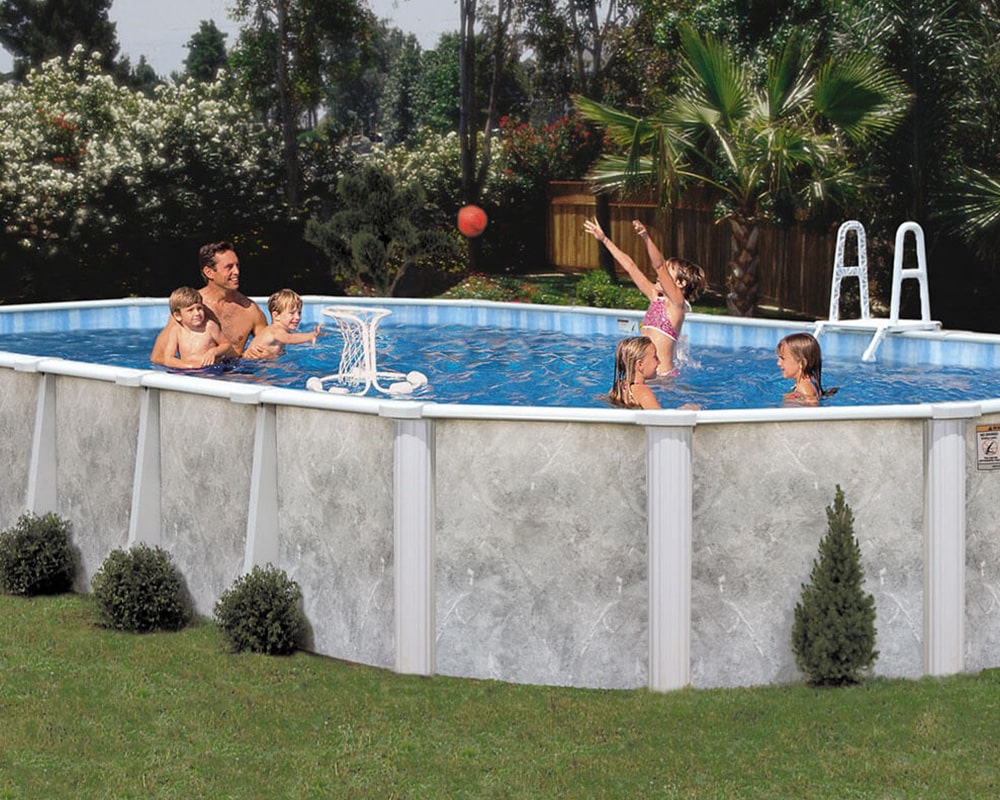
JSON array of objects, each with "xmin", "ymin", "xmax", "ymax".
[{"xmin": 149, "ymin": 241, "xmax": 268, "ymax": 365}]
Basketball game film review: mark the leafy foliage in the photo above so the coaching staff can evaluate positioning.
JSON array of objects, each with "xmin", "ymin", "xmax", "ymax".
[
  {"xmin": 304, "ymin": 164, "xmax": 460, "ymax": 295},
  {"xmin": 0, "ymin": 49, "xmax": 279, "ymax": 296},
  {"xmin": 577, "ymin": 22, "xmax": 909, "ymax": 316},
  {"xmin": 91, "ymin": 544, "xmax": 191, "ymax": 633},
  {"xmin": 183, "ymin": 19, "xmax": 229, "ymax": 82},
  {"xmin": 0, "ymin": 0, "xmax": 120, "ymax": 79},
  {"xmin": 441, "ymin": 273, "xmax": 566, "ymax": 304},
  {"xmin": 213, "ymin": 564, "xmax": 306, "ymax": 655},
  {"xmin": 0, "ymin": 512, "xmax": 76, "ymax": 596},
  {"xmin": 792, "ymin": 486, "xmax": 878, "ymax": 686},
  {"xmin": 574, "ymin": 269, "xmax": 648, "ymax": 310}
]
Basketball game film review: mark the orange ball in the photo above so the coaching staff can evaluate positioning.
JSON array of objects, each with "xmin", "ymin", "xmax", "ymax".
[{"xmin": 457, "ymin": 205, "xmax": 488, "ymax": 237}]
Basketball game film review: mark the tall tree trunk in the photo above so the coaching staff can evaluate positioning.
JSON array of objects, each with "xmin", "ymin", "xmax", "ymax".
[
  {"xmin": 726, "ymin": 217, "xmax": 760, "ymax": 316},
  {"xmin": 458, "ymin": 0, "xmax": 481, "ymax": 271},
  {"xmin": 458, "ymin": 0, "xmax": 509, "ymax": 273},
  {"xmin": 275, "ymin": 0, "xmax": 300, "ymax": 210}
]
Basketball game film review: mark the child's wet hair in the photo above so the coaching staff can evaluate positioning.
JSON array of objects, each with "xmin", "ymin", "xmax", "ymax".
[
  {"xmin": 608, "ymin": 336, "xmax": 655, "ymax": 408},
  {"xmin": 267, "ymin": 288, "xmax": 303, "ymax": 316},
  {"xmin": 777, "ymin": 332, "xmax": 837, "ymax": 396},
  {"xmin": 169, "ymin": 286, "xmax": 203, "ymax": 314},
  {"xmin": 664, "ymin": 257, "xmax": 706, "ymax": 301}
]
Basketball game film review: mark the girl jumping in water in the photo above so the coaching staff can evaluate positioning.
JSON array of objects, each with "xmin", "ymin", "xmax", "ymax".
[{"xmin": 584, "ymin": 217, "xmax": 705, "ymax": 376}]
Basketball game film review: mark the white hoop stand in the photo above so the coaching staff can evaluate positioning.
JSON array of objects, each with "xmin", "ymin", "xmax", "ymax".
[{"xmin": 305, "ymin": 306, "xmax": 428, "ymax": 397}]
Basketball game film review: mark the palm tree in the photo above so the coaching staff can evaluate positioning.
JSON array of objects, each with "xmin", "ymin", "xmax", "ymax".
[{"xmin": 576, "ymin": 23, "xmax": 909, "ymax": 316}]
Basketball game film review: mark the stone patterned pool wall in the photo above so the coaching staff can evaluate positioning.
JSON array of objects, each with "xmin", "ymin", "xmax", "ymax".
[{"xmin": 1, "ymin": 298, "xmax": 998, "ymax": 691}]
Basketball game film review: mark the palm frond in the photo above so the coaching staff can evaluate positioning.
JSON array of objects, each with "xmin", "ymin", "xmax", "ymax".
[
  {"xmin": 573, "ymin": 95, "xmax": 651, "ymax": 149},
  {"xmin": 764, "ymin": 32, "xmax": 813, "ymax": 121},
  {"xmin": 677, "ymin": 23, "xmax": 750, "ymax": 128},
  {"xmin": 944, "ymin": 169, "xmax": 1000, "ymax": 247},
  {"xmin": 813, "ymin": 54, "xmax": 910, "ymax": 143}
]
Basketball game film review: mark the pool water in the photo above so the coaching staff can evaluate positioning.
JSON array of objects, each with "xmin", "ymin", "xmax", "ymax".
[{"xmin": 0, "ymin": 322, "xmax": 993, "ymax": 410}]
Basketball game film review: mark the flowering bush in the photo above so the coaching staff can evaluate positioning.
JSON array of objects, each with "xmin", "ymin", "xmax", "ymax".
[
  {"xmin": 498, "ymin": 114, "xmax": 603, "ymax": 190},
  {"xmin": 0, "ymin": 48, "xmax": 280, "ymax": 298}
]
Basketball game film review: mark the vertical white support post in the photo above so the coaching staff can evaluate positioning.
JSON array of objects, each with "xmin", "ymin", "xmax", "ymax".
[
  {"xmin": 645, "ymin": 411, "xmax": 697, "ymax": 692},
  {"xmin": 245, "ymin": 402, "xmax": 280, "ymax": 571},
  {"xmin": 26, "ymin": 371, "xmax": 57, "ymax": 514},
  {"xmin": 384, "ymin": 403, "xmax": 435, "ymax": 676},
  {"xmin": 923, "ymin": 403, "xmax": 977, "ymax": 676},
  {"xmin": 128, "ymin": 386, "xmax": 162, "ymax": 545}
]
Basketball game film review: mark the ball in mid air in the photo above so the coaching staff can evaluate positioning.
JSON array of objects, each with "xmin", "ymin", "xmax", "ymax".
[{"xmin": 457, "ymin": 205, "xmax": 488, "ymax": 237}]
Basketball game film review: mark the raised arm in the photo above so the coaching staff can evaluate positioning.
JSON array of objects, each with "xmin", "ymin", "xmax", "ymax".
[
  {"xmin": 633, "ymin": 220, "xmax": 665, "ymax": 270},
  {"xmin": 634, "ymin": 220, "xmax": 686, "ymax": 307},
  {"xmin": 583, "ymin": 218, "xmax": 658, "ymax": 300}
]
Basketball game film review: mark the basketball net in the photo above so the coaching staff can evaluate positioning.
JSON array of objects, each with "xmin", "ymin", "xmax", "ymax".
[{"xmin": 305, "ymin": 306, "xmax": 428, "ymax": 396}]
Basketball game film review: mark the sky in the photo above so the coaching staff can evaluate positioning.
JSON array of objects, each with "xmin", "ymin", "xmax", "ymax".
[{"xmin": 1, "ymin": 0, "xmax": 458, "ymax": 77}]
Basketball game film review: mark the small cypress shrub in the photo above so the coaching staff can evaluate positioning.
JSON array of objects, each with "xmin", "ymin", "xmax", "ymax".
[
  {"xmin": 91, "ymin": 544, "xmax": 191, "ymax": 632},
  {"xmin": 792, "ymin": 485, "xmax": 878, "ymax": 686},
  {"xmin": 0, "ymin": 511, "xmax": 76, "ymax": 596},
  {"xmin": 214, "ymin": 565, "xmax": 305, "ymax": 655}
]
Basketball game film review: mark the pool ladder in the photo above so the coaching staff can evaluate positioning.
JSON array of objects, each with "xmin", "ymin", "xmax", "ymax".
[{"xmin": 813, "ymin": 220, "xmax": 939, "ymax": 361}]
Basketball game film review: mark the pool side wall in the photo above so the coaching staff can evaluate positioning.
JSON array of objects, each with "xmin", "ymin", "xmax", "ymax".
[{"xmin": 1, "ymin": 297, "xmax": 999, "ymax": 690}]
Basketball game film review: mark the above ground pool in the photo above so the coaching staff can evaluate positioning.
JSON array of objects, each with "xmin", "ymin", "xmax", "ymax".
[
  {"xmin": 2, "ymin": 295, "xmax": 998, "ymax": 695},
  {"xmin": 2, "ymin": 296, "xmax": 1000, "ymax": 411}
]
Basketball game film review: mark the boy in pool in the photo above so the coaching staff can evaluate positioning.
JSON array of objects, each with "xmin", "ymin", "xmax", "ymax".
[
  {"xmin": 242, "ymin": 288, "xmax": 322, "ymax": 360},
  {"xmin": 159, "ymin": 286, "xmax": 233, "ymax": 369}
]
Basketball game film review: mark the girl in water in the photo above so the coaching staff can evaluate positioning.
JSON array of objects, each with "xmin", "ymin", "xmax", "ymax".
[
  {"xmin": 608, "ymin": 336, "xmax": 661, "ymax": 409},
  {"xmin": 584, "ymin": 217, "xmax": 705, "ymax": 376},
  {"xmin": 776, "ymin": 332, "xmax": 838, "ymax": 405}
]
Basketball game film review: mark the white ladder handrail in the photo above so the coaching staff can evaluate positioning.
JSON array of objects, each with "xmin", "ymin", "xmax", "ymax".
[
  {"xmin": 828, "ymin": 220, "xmax": 870, "ymax": 322},
  {"xmin": 816, "ymin": 220, "xmax": 938, "ymax": 362},
  {"xmin": 889, "ymin": 221, "xmax": 932, "ymax": 324}
]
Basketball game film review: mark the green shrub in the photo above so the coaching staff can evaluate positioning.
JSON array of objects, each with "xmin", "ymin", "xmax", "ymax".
[
  {"xmin": 575, "ymin": 269, "xmax": 648, "ymax": 310},
  {"xmin": 214, "ymin": 565, "xmax": 306, "ymax": 655},
  {"xmin": 91, "ymin": 544, "xmax": 191, "ymax": 633},
  {"xmin": 441, "ymin": 273, "xmax": 567, "ymax": 304},
  {"xmin": 792, "ymin": 486, "xmax": 878, "ymax": 686},
  {"xmin": 0, "ymin": 511, "xmax": 76, "ymax": 596}
]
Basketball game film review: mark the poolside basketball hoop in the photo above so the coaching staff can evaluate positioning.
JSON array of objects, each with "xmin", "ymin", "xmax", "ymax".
[{"xmin": 305, "ymin": 306, "xmax": 428, "ymax": 396}]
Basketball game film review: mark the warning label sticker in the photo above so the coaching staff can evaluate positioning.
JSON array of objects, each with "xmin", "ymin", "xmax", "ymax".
[{"xmin": 977, "ymin": 424, "xmax": 1000, "ymax": 471}]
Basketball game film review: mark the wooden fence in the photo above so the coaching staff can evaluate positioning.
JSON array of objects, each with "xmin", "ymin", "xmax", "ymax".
[{"xmin": 547, "ymin": 181, "xmax": 841, "ymax": 318}]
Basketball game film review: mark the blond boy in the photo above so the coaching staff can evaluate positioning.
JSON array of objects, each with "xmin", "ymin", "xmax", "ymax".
[
  {"xmin": 160, "ymin": 286, "xmax": 232, "ymax": 368},
  {"xmin": 242, "ymin": 289, "xmax": 322, "ymax": 360}
]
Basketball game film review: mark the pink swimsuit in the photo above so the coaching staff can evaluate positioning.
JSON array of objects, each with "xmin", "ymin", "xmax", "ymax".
[{"xmin": 641, "ymin": 296, "xmax": 678, "ymax": 341}]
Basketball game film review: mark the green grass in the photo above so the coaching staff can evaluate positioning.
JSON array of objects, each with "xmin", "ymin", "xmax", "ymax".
[{"xmin": 2, "ymin": 594, "xmax": 1000, "ymax": 798}]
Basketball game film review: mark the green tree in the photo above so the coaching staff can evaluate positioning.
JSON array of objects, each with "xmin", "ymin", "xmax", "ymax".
[
  {"xmin": 378, "ymin": 28, "xmax": 423, "ymax": 144},
  {"xmin": 120, "ymin": 54, "xmax": 161, "ymax": 95},
  {"xmin": 304, "ymin": 164, "xmax": 459, "ymax": 296},
  {"xmin": 792, "ymin": 485, "xmax": 878, "ymax": 686},
  {"xmin": 516, "ymin": 0, "xmax": 644, "ymax": 105},
  {"xmin": 577, "ymin": 23, "xmax": 909, "ymax": 316},
  {"xmin": 229, "ymin": 0, "xmax": 372, "ymax": 209},
  {"xmin": 183, "ymin": 19, "xmax": 229, "ymax": 82},
  {"xmin": 0, "ymin": 0, "xmax": 119, "ymax": 79}
]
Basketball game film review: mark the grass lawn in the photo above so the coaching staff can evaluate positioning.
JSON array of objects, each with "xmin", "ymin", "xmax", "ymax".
[{"xmin": 2, "ymin": 593, "xmax": 999, "ymax": 799}]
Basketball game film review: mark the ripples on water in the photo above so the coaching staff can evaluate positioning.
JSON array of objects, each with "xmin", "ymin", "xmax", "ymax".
[{"xmin": 0, "ymin": 323, "xmax": 995, "ymax": 410}]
